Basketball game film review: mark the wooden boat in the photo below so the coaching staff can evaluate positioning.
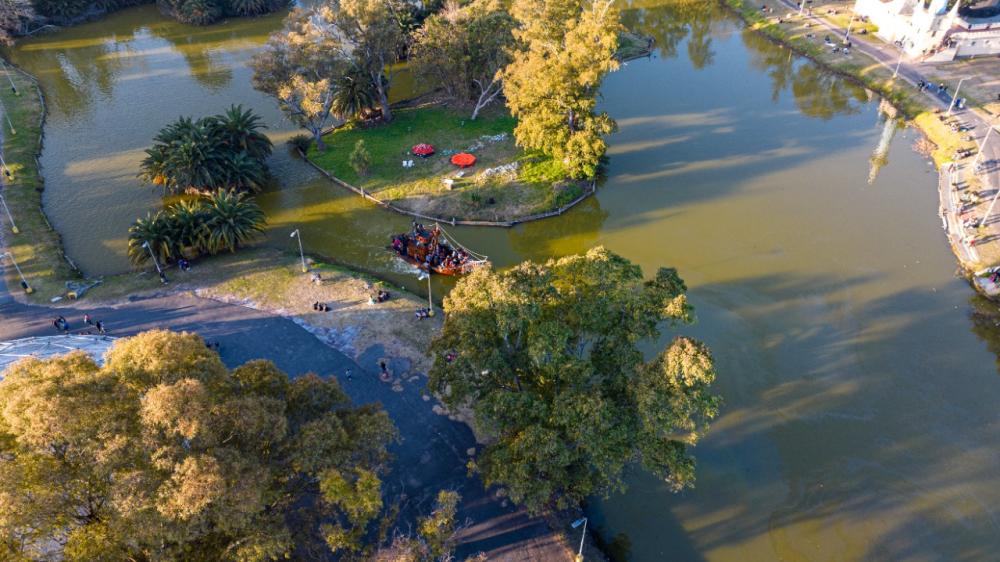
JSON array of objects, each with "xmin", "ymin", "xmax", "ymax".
[{"xmin": 390, "ymin": 223, "xmax": 487, "ymax": 276}]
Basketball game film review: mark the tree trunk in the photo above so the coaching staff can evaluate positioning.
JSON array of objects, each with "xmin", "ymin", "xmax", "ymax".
[
  {"xmin": 313, "ymin": 128, "xmax": 326, "ymax": 152},
  {"xmin": 378, "ymin": 88, "xmax": 392, "ymax": 123}
]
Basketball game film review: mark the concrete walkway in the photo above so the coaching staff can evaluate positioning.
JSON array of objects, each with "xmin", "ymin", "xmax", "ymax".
[
  {"xmin": 0, "ymin": 278, "xmax": 572, "ymax": 561},
  {"xmin": 773, "ymin": 0, "xmax": 1000, "ymax": 269}
]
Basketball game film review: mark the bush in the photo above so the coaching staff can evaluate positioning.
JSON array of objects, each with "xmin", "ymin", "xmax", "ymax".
[
  {"xmin": 349, "ymin": 139, "xmax": 371, "ymax": 177},
  {"xmin": 288, "ymin": 133, "xmax": 313, "ymax": 154},
  {"xmin": 127, "ymin": 190, "xmax": 266, "ymax": 266},
  {"xmin": 157, "ymin": 0, "xmax": 287, "ymax": 24}
]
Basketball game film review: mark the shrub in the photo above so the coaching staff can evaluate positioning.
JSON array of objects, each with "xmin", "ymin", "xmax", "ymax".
[
  {"xmin": 288, "ymin": 133, "xmax": 313, "ymax": 154},
  {"xmin": 127, "ymin": 190, "xmax": 266, "ymax": 266}
]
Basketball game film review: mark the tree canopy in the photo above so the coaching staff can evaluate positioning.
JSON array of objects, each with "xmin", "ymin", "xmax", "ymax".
[
  {"xmin": 140, "ymin": 105, "xmax": 272, "ymax": 195},
  {"xmin": 0, "ymin": 330, "xmax": 397, "ymax": 561},
  {"xmin": 410, "ymin": 0, "xmax": 515, "ymax": 119},
  {"xmin": 252, "ymin": 0, "xmax": 408, "ymax": 148},
  {"xmin": 502, "ymin": 0, "xmax": 622, "ymax": 179},
  {"xmin": 428, "ymin": 247, "xmax": 721, "ymax": 513}
]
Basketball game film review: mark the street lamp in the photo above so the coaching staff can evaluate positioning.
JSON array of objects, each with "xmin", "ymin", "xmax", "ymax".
[
  {"xmin": 0, "ymin": 60, "xmax": 18, "ymax": 95},
  {"xmin": 0, "ymin": 193, "xmax": 17, "ymax": 234},
  {"xmin": 571, "ymin": 517, "xmax": 588, "ymax": 562},
  {"xmin": 0, "ymin": 94, "xmax": 15, "ymax": 136},
  {"xmin": 1, "ymin": 251, "xmax": 32, "ymax": 293},
  {"xmin": 972, "ymin": 120, "xmax": 996, "ymax": 170},
  {"xmin": 845, "ymin": 13, "xmax": 857, "ymax": 40},
  {"xmin": 418, "ymin": 271, "xmax": 435, "ymax": 317},
  {"xmin": 290, "ymin": 229, "xmax": 307, "ymax": 272},
  {"xmin": 141, "ymin": 241, "xmax": 168, "ymax": 284},
  {"xmin": 893, "ymin": 50, "xmax": 903, "ymax": 79},
  {"xmin": 947, "ymin": 78, "xmax": 966, "ymax": 116}
]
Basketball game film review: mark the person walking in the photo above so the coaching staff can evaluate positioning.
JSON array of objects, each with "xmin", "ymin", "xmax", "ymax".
[
  {"xmin": 84, "ymin": 313, "xmax": 93, "ymax": 326},
  {"xmin": 96, "ymin": 320, "xmax": 106, "ymax": 335}
]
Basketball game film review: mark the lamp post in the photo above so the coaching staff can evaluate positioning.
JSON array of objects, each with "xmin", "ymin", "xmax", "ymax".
[
  {"xmin": 947, "ymin": 78, "xmax": 966, "ymax": 116},
  {"xmin": 893, "ymin": 50, "xmax": 903, "ymax": 78},
  {"xmin": 1, "ymin": 251, "xmax": 31, "ymax": 293},
  {"xmin": 0, "ymin": 94, "xmax": 15, "ymax": 136},
  {"xmin": 571, "ymin": 517, "xmax": 588, "ymax": 562},
  {"xmin": 0, "ymin": 193, "xmax": 17, "ymax": 234},
  {"xmin": 0, "ymin": 60, "xmax": 17, "ymax": 95},
  {"xmin": 290, "ymin": 229, "xmax": 307, "ymax": 272},
  {"xmin": 845, "ymin": 13, "xmax": 856, "ymax": 40},
  {"xmin": 972, "ymin": 120, "xmax": 996, "ymax": 170},
  {"xmin": 0, "ymin": 152, "xmax": 11, "ymax": 179},
  {"xmin": 141, "ymin": 241, "xmax": 167, "ymax": 284},
  {"xmin": 418, "ymin": 271, "xmax": 434, "ymax": 317}
]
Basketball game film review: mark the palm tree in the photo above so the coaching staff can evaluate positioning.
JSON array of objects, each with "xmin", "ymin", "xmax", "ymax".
[
  {"xmin": 167, "ymin": 199, "xmax": 209, "ymax": 255},
  {"xmin": 221, "ymin": 152, "xmax": 268, "ymax": 194},
  {"xmin": 331, "ymin": 64, "xmax": 377, "ymax": 122},
  {"xmin": 213, "ymin": 105, "xmax": 273, "ymax": 162},
  {"xmin": 127, "ymin": 211, "xmax": 176, "ymax": 267},
  {"xmin": 203, "ymin": 189, "xmax": 266, "ymax": 254}
]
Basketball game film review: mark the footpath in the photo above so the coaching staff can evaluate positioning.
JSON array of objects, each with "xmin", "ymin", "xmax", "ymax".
[{"xmin": 763, "ymin": 0, "xmax": 1000, "ymax": 276}]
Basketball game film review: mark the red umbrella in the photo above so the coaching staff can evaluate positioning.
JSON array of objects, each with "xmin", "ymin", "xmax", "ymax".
[
  {"xmin": 450, "ymin": 153, "xmax": 476, "ymax": 168},
  {"xmin": 412, "ymin": 143, "xmax": 435, "ymax": 157}
]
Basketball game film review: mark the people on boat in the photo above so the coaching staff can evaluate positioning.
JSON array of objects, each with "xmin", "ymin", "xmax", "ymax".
[{"xmin": 391, "ymin": 222, "xmax": 475, "ymax": 275}]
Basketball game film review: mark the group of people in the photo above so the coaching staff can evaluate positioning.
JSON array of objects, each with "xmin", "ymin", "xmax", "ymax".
[
  {"xmin": 392, "ymin": 222, "xmax": 473, "ymax": 274},
  {"xmin": 414, "ymin": 307, "xmax": 432, "ymax": 319},
  {"xmin": 368, "ymin": 287, "xmax": 390, "ymax": 305},
  {"xmin": 53, "ymin": 313, "xmax": 107, "ymax": 335},
  {"xmin": 312, "ymin": 302, "xmax": 330, "ymax": 312}
]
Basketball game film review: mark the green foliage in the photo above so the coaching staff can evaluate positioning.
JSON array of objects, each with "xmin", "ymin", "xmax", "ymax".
[
  {"xmin": 349, "ymin": 139, "xmax": 372, "ymax": 177},
  {"xmin": 288, "ymin": 133, "xmax": 313, "ymax": 153},
  {"xmin": 202, "ymin": 189, "xmax": 267, "ymax": 254},
  {"xmin": 410, "ymin": 0, "xmax": 515, "ymax": 118},
  {"xmin": 156, "ymin": 0, "xmax": 286, "ymax": 25},
  {"xmin": 418, "ymin": 490, "xmax": 460, "ymax": 559},
  {"xmin": 140, "ymin": 105, "xmax": 273, "ymax": 195},
  {"xmin": 503, "ymin": 0, "xmax": 622, "ymax": 179},
  {"xmin": 428, "ymin": 247, "xmax": 721, "ymax": 513},
  {"xmin": 127, "ymin": 190, "xmax": 266, "ymax": 266},
  {"xmin": 0, "ymin": 330, "xmax": 397, "ymax": 561}
]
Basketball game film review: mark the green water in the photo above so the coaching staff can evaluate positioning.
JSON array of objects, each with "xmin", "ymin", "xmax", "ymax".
[{"xmin": 10, "ymin": 2, "xmax": 1000, "ymax": 560}]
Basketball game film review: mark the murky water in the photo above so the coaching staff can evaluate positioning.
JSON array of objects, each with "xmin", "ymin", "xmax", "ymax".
[{"xmin": 9, "ymin": 1, "xmax": 1000, "ymax": 560}]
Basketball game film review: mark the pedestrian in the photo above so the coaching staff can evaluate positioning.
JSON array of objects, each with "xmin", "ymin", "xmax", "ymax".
[
  {"xmin": 380, "ymin": 360, "xmax": 388, "ymax": 375},
  {"xmin": 53, "ymin": 317, "xmax": 62, "ymax": 332},
  {"xmin": 346, "ymin": 369, "xmax": 352, "ymax": 381},
  {"xmin": 96, "ymin": 320, "xmax": 106, "ymax": 335}
]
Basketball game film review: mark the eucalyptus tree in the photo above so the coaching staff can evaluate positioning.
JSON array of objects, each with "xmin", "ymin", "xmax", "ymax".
[
  {"xmin": 0, "ymin": 330, "xmax": 397, "ymax": 561},
  {"xmin": 502, "ymin": 0, "xmax": 622, "ymax": 179},
  {"xmin": 429, "ymin": 247, "xmax": 721, "ymax": 513}
]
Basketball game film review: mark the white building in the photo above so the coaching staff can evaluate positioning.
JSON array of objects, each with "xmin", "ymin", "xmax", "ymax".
[{"xmin": 853, "ymin": 0, "xmax": 1000, "ymax": 61}]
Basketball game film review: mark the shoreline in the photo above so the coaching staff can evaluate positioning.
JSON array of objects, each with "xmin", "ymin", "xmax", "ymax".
[{"xmin": 722, "ymin": 0, "xmax": 1000, "ymax": 299}]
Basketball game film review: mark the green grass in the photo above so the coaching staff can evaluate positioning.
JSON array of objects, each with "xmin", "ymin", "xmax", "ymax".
[
  {"xmin": 308, "ymin": 107, "xmax": 516, "ymax": 189},
  {"xmin": 0, "ymin": 66, "xmax": 79, "ymax": 302},
  {"xmin": 306, "ymin": 106, "xmax": 581, "ymax": 221}
]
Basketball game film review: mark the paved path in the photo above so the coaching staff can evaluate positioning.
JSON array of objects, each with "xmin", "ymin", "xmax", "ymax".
[
  {"xmin": 0, "ymin": 276, "xmax": 571, "ymax": 560},
  {"xmin": 774, "ymin": 0, "xmax": 1000, "ymax": 267}
]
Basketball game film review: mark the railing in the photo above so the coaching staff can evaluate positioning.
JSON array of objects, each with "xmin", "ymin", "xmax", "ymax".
[{"xmin": 298, "ymin": 149, "xmax": 598, "ymax": 228}]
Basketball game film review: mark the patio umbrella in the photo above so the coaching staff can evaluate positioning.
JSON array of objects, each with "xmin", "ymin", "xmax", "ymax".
[
  {"xmin": 450, "ymin": 153, "xmax": 476, "ymax": 168},
  {"xmin": 412, "ymin": 143, "xmax": 435, "ymax": 157}
]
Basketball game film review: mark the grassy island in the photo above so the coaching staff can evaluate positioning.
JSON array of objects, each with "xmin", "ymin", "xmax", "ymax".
[{"xmin": 305, "ymin": 106, "xmax": 589, "ymax": 222}]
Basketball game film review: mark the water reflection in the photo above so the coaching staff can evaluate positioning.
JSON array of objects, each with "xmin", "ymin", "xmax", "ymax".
[
  {"xmin": 741, "ymin": 30, "xmax": 868, "ymax": 119},
  {"xmin": 619, "ymin": 0, "xmax": 718, "ymax": 67}
]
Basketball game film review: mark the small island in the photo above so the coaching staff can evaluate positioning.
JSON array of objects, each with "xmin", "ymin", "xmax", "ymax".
[{"xmin": 304, "ymin": 106, "xmax": 588, "ymax": 223}]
